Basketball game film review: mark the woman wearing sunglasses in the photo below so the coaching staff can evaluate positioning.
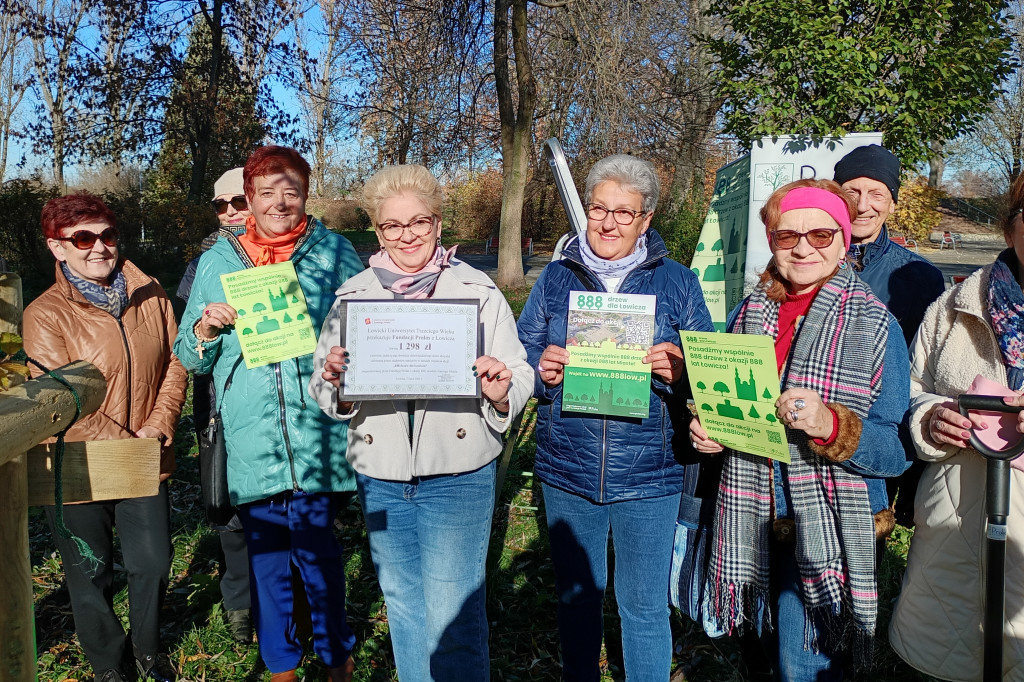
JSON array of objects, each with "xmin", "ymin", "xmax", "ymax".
[
  {"xmin": 690, "ymin": 178, "xmax": 910, "ymax": 681},
  {"xmin": 309, "ymin": 164, "xmax": 533, "ymax": 680},
  {"xmin": 22, "ymin": 194, "xmax": 187, "ymax": 682}
]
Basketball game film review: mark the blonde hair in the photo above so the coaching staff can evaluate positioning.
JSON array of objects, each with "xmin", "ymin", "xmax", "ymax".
[{"xmin": 361, "ymin": 165, "xmax": 443, "ymax": 225}]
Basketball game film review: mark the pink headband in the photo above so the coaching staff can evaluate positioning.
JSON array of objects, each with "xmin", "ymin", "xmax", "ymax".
[{"xmin": 778, "ymin": 186, "xmax": 852, "ymax": 248}]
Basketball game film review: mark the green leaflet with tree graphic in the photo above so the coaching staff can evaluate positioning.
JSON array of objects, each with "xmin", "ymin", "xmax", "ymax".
[
  {"xmin": 680, "ymin": 331, "xmax": 790, "ymax": 462},
  {"xmin": 563, "ymin": 291, "xmax": 656, "ymax": 418},
  {"xmin": 220, "ymin": 261, "xmax": 317, "ymax": 369}
]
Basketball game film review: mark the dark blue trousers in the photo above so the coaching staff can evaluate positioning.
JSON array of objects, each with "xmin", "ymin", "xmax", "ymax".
[{"xmin": 237, "ymin": 491, "xmax": 356, "ymax": 672}]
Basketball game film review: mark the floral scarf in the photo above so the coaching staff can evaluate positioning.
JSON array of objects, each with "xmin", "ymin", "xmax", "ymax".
[
  {"xmin": 987, "ymin": 248, "xmax": 1024, "ymax": 392},
  {"xmin": 62, "ymin": 262, "xmax": 128, "ymax": 318},
  {"xmin": 369, "ymin": 243, "xmax": 458, "ymax": 299}
]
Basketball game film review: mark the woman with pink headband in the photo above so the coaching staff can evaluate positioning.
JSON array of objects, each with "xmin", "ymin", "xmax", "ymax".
[{"xmin": 690, "ymin": 178, "xmax": 910, "ymax": 681}]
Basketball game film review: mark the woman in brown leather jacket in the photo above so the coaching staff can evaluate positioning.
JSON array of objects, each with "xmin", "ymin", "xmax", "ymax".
[{"xmin": 23, "ymin": 194, "xmax": 187, "ymax": 682}]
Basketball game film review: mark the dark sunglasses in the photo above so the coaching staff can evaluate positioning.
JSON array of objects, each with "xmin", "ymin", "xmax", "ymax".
[
  {"xmin": 55, "ymin": 226, "xmax": 120, "ymax": 250},
  {"xmin": 770, "ymin": 228, "xmax": 841, "ymax": 249},
  {"xmin": 212, "ymin": 195, "xmax": 248, "ymax": 213}
]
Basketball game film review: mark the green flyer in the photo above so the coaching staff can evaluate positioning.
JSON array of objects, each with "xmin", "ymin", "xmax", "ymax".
[
  {"xmin": 220, "ymin": 262, "xmax": 318, "ymax": 369},
  {"xmin": 680, "ymin": 331, "xmax": 790, "ymax": 462},
  {"xmin": 563, "ymin": 291, "xmax": 656, "ymax": 418}
]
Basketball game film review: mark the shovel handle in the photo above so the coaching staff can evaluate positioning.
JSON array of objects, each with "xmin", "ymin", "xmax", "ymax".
[{"xmin": 958, "ymin": 394, "xmax": 1024, "ymax": 461}]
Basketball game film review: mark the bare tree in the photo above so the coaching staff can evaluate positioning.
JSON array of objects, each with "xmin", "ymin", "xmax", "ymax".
[
  {"xmin": 291, "ymin": 0, "xmax": 354, "ymax": 197},
  {"xmin": 23, "ymin": 0, "xmax": 93, "ymax": 192},
  {"xmin": 544, "ymin": 0, "xmax": 721, "ymax": 200},
  {"xmin": 0, "ymin": 11, "xmax": 28, "ymax": 182},
  {"xmin": 948, "ymin": 0, "xmax": 1024, "ymax": 191},
  {"xmin": 346, "ymin": 0, "xmax": 489, "ymax": 171}
]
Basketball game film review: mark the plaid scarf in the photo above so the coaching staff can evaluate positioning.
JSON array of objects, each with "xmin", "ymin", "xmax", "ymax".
[{"xmin": 707, "ymin": 267, "xmax": 887, "ymax": 664}]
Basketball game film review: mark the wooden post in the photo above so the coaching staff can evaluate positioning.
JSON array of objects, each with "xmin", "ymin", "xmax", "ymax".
[
  {"xmin": 0, "ymin": 269, "xmax": 107, "ymax": 682},
  {"xmin": 0, "ymin": 269, "xmax": 31, "ymax": 681}
]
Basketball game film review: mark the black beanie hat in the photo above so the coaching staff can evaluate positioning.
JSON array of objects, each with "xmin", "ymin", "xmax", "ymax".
[{"xmin": 833, "ymin": 144, "xmax": 901, "ymax": 202}]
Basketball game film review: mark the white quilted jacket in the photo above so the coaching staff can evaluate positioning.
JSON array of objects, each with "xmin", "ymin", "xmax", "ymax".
[{"xmin": 889, "ymin": 262, "xmax": 1024, "ymax": 681}]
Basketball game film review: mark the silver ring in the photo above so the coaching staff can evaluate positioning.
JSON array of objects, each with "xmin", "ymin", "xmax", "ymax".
[
  {"xmin": 790, "ymin": 410, "xmax": 799, "ymax": 421},
  {"xmin": 794, "ymin": 399, "xmax": 806, "ymax": 409}
]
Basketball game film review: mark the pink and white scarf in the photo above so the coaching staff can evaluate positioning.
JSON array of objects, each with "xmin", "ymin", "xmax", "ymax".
[{"xmin": 368, "ymin": 244, "xmax": 458, "ymax": 299}]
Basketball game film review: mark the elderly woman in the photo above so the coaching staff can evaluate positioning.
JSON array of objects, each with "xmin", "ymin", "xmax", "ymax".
[
  {"xmin": 516, "ymin": 154, "xmax": 713, "ymax": 679},
  {"xmin": 23, "ymin": 194, "xmax": 187, "ymax": 682},
  {"xmin": 174, "ymin": 146, "xmax": 363, "ymax": 682},
  {"xmin": 888, "ymin": 175, "xmax": 1024, "ymax": 680},
  {"xmin": 309, "ymin": 164, "xmax": 532, "ymax": 681},
  {"xmin": 690, "ymin": 178, "xmax": 910, "ymax": 681}
]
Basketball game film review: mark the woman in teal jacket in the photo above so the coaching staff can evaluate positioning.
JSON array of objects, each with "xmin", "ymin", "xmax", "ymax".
[{"xmin": 174, "ymin": 147, "xmax": 363, "ymax": 682}]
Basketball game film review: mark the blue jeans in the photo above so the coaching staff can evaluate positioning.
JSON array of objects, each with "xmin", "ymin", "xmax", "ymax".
[
  {"xmin": 541, "ymin": 482, "xmax": 680, "ymax": 682},
  {"xmin": 357, "ymin": 460, "xmax": 496, "ymax": 682},
  {"xmin": 237, "ymin": 491, "xmax": 356, "ymax": 673},
  {"xmin": 758, "ymin": 541, "xmax": 846, "ymax": 682}
]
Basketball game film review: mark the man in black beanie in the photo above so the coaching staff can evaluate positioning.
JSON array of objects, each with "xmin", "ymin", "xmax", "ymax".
[{"xmin": 833, "ymin": 144, "xmax": 945, "ymax": 527}]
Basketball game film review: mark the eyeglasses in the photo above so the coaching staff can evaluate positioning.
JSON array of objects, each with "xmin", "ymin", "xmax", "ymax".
[
  {"xmin": 378, "ymin": 216, "xmax": 436, "ymax": 241},
  {"xmin": 770, "ymin": 228, "xmax": 842, "ymax": 250},
  {"xmin": 55, "ymin": 226, "xmax": 120, "ymax": 250},
  {"xmin": 586, "ymin": 204, "xmax": 648, "ymax": 225},
  {"xmin": 211, "ymin": 196, "xmax": 248, "ymax": 214}
]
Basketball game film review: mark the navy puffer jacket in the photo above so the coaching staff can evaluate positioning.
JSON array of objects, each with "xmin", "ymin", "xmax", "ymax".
[{"xmin": 517, "ymin": 231, "xmax": 714, "ymax": 503}]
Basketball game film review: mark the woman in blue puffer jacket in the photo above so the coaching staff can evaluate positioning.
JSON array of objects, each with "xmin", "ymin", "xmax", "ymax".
[{"xmin": 517, "ymin": 154, "xmax": 713, "ymax": 681}]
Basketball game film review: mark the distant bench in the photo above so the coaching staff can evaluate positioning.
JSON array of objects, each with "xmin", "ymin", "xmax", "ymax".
[
  {"xmin": 890, "ymin": 235, "xmax": 918, "ymax": 252},
  {"xmin": 485, "ymin": 236, "xmax": 534, "ymax": 256}
]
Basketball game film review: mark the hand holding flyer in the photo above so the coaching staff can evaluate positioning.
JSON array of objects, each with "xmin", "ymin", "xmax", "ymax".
[
  {"xmin": 680, "ymin": 331, "xmax": 790, "ymax": 462},
  {"xmin": 220, "ymin": 262, "xmax": 318, "ymax": 369}
]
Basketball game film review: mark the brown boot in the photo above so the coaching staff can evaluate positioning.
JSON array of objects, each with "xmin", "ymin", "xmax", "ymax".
[
  {"xmin": 270, "ymin": 671, "xmax": 298, "ymax": 682},
  {"xmin": 327, "ymin": 657, "xmax": 355, "ymax": 682}
]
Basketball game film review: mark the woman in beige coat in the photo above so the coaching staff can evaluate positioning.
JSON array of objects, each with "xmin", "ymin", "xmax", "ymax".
[
  {"xmin": 889, "ymin": 175, "xmax": 1024, "ymax": 681},
  {"xmin": 309, "ymin": 164, "xmax": 533, "ymax": 681}
]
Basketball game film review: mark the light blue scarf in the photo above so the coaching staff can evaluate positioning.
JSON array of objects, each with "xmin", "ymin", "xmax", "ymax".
[{"xmin": 576, "ymin": 232, "xmax": 649, "ymax": 282}]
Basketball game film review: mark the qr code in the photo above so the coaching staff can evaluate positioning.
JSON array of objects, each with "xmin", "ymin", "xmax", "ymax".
[
  {"xmin": 767, "ymin": 431, "xmax": 782, "ymax": 444},
  {"xmin": 298, "ymin": 327, "xmax": 311, "ymax": 339}
]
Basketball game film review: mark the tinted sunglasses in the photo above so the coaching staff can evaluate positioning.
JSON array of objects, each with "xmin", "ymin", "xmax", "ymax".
[
  {"xmin": 212, "ymin": 195, "xmax": 248, "ymax": 214},
  {"xmin": 770, "ymin": 228, "xmax": 841, "ymax": 249},
  {"xmin": 55, "ymin": 226, "xmax": 120, "ymax": 250}
]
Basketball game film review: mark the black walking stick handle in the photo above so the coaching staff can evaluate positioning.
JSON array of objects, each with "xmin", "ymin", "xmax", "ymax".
[{"xmin": 957, "ymin": 394, "xmax": 1024, "ymax": 460}]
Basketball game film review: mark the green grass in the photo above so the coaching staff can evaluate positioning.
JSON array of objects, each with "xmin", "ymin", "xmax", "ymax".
[{"xmin": 30, "ymin": 351, "xmax": 939, "ymax": 682}]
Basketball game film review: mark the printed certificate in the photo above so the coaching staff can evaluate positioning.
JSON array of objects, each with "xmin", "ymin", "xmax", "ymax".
[
  {"xmin": 681, "ymin": 331, "xmax": 790, "ymax": 462},
  {"xmin": 339, "ymin": 299, "xmax": 480, "ymax": 399},
  {"xmin": 220, "ymin": 262, "xmax": 317, "ymax": 369},
  {"xmin": 563, "ymin": 291, "xmax": 656, "ymax": 418}
]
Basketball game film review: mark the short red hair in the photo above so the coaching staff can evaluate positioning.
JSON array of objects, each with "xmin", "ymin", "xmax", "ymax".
[
  {"xmin": 41, "ymin": 193, "xmax": 117, "ymax": 240},
  {"xmin": 243, "ymin": 146, "xmax": 311, "ymax": 199}
]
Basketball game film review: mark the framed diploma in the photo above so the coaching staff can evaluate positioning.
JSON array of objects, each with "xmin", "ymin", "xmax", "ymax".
[{"xmin": 338, "ymin": 299, "xmax": 481, "ymax": 400}]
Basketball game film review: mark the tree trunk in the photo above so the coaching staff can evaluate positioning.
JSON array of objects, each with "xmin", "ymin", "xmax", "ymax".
[
  {"xmin": 187, "ymin": 0, "xmax": 224, "ymax": 203},
  {"xmin": 928, "ymin": 140, "xmax": 944, "ymax": 189},
  {"xmin": 493, "ymin": 0, "xmax": 533, "ymax": 289}
]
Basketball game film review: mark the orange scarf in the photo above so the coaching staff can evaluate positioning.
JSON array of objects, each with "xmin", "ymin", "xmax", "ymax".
[{"xmin": 238, "ymin": 214, "xmax": 308, "ymax": 266}]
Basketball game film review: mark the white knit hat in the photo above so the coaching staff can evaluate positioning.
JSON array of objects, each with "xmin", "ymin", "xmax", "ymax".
[{"xmin": 212, "ymin": 167, "xmax": 244, "ymax": 199}]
